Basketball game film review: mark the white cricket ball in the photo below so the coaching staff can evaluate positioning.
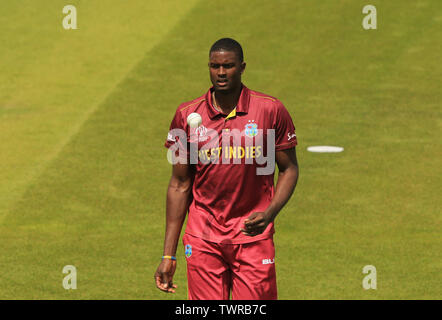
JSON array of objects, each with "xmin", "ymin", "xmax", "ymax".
[{"xmin": 187, "ymin": 112, "xmax": 202, "ymax": 128}]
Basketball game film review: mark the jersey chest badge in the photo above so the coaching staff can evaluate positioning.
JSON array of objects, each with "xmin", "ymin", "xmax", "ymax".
[{"xmin": 245, "ymin": 120, "xmax": 258, "ymax": 138}]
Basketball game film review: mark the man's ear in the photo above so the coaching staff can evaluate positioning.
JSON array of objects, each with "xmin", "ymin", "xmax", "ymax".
[{"xmin": 240, "ymin": 62, "xmax": 246, "ymax": 74}]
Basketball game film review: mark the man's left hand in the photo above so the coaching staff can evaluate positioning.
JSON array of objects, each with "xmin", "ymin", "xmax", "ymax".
[{"xmin": 241, "ymin": 212, "xmax": 273, "ymax": 237}]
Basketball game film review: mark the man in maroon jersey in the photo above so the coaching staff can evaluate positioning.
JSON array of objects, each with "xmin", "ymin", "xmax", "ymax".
[{"xmin": 154, "ymin": 38, "xmax": 299, "ymax": 300}]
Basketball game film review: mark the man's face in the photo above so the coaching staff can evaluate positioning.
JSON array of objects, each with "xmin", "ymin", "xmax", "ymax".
[{"xmin": 209, "ymin": 50, "xmax": 245, "ymax": 93}]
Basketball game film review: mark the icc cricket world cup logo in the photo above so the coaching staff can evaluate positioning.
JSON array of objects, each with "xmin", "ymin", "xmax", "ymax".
[{"xmin": 193, "ymin": 125, "xmax": 208, "ymax": 141}]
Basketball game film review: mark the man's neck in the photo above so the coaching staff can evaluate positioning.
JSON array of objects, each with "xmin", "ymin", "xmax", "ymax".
[{"xmin": 213, "ymin": 85, "xmax": 242, "ymax": 115}]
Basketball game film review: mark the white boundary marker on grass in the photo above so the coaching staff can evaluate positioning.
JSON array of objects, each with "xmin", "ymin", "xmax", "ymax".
[{"xmin": 307, "ymin": 146, "xmax": 344, "ymax": 153}]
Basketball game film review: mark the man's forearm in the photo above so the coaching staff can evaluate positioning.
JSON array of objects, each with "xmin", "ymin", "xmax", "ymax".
[
  {"xmin": 162, "ymin": 181, "xmax": 192, "ymax": 256},
  {"xmin": 265, "ymin": 166, "xmax": 299, "ymax": 221}
]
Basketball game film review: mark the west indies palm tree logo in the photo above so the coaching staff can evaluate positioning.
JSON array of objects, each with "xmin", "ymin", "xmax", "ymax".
[
  {"xmin": 185, "ymin": 244, "xmax": 192, "ymax": 258},
  {"xmin": 245, "ymin": 120, "xmax": 258, "ymax": 138}
]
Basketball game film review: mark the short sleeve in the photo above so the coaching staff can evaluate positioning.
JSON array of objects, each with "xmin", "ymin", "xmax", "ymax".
[
  {"xmin": 164, "ymin": 108, "xmax": 189, "ymax": 159},
  {"xmin": 274, "ymin": 101, "xmax": 297, "ymax": 151}
]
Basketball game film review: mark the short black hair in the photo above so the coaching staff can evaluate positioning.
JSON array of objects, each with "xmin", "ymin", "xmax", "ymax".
[{"xmin": 209, "ymin": 38, "xmax": 244, "ymax": 62}]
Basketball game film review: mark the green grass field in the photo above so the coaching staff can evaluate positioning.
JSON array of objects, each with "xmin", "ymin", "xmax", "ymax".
[{"xmin": 0, "ymin": 0, "xmax": 440, "ymax": 299}]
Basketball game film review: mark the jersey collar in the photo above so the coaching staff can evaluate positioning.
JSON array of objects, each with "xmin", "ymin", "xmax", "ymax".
[{"xmin": 206, "ymin": 84, "xmax": 250, "ymax": 119}]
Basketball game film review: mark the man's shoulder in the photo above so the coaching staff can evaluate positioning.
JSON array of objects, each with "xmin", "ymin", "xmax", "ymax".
[
  {"xmin": 247, "ymin": 88, "xmax": 284, "ymax": 111},
  {"xmin": 175, "ymin": 92, "xmax": 208, "ymax": 115},
  {"xmin": 248, "ymin": 88, "xmax": 278, "ymax": 102}
]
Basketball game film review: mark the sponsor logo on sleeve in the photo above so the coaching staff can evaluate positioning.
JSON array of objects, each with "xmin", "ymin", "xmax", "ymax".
[
  {"xmin": 167, "ymin": 132, "xmax": 176, "ymax": 142},
  {"xmin": 287, "ymin": 132, "xmax": 296, "ymax": 141}
]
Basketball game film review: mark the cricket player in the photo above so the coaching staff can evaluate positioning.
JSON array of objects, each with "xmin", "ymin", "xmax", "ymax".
[{"xmin": 154, "ymin": 38, "xmax": 299, "ymax": 300}]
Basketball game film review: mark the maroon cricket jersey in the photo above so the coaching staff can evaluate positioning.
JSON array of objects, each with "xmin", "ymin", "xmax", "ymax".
[{"xmin": 165, "ymin": 85, "xmax": 297, "ymax": 244}]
